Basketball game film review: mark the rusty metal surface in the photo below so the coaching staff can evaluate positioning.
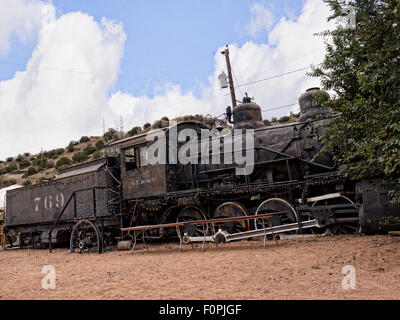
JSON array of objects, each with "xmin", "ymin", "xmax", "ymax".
[
  {"xmin": 5, "ymin": 166, "xmax": 119, "ymax": 232},
  {"xmin": 122, "ymin": 165, "xmax": 167, "ymax": 200},
  {"xmin": 55, "ymin": 162, "xmax": 105, "ymax": 180}
]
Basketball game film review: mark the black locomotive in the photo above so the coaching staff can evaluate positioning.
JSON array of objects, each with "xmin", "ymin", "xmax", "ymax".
[{"xmin": 3, "ymin": 88, "xmax": 400, "ymax": 252}]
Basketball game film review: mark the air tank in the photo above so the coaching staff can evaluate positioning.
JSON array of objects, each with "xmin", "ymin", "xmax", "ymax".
[
  {"xmin": 233, "ymin": 102, "xmax": 264, "ymax": 129},
  {"xmin": 299, "ymin": 87, "xmax": 331, "ymax": 122}
]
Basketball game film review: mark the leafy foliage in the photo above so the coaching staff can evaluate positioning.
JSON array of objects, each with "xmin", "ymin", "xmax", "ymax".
[
  {"xmin": 79, "ymin": 136, "xmax": 90, "ymax": 143},
  {"xmin": 56, "ymin": 157, "xmax": 72, "ymax": 170},
  {"xmin": 310, "ymin": 0, "xmax": 400, "ymax": 202},
  {"xmin": 127, "ymin": 126, "xmax": 142, "ymax": 137},
  {"xmin": 95, "ymin": 140, "xmax": 105, "ymax": 150},
  {"xmin": 73, "ymin": 152, "xmax": 89, "ymax": 163}
]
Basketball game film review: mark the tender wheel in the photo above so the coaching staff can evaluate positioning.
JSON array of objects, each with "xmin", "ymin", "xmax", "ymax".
[
  {"xmin": 70, "ymin": 220, "xmax": 102, "ymax": 254},
  {"xmin": 214, "ymin": 202, "xmax": 250, "ymax": 234},
  {"xmin": 255, "ymin": 198, "xmax": 299, "ymax": 232},
  {"xmin": 176, "ymin": 206, "xmax": 208, "ymax": 244},
  {"xmin": 312, "ymin": 195, "xmax": 359, "ymax": 235}
]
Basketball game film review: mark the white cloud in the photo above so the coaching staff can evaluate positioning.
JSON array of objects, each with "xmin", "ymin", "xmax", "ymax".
[
  {"xmin": 0, "ymin": 4, "xmax": 126, "ymax": 159},
  {"xmin": 246, "ymin": 3, "xmax": 275, "ymax": 37},
  {"xmin": 113, "ymin": 0, "xmax": 334, "ymax": 130},
  {"xmin": 0, "ymin": 0, "xmax": 334, "ymax": 160},
  {"xmin": 0, "ymin": 0, "xmax": 53, "ymax": 56}
]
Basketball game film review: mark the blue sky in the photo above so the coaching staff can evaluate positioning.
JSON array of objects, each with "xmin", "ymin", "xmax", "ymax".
[
  {"xmin": 1, "ymin": 0, "xmax": 307, "ymax": 98},
  {"xmin": 0, "ymin": 0, "xmax": 332, "ymax": 159}
]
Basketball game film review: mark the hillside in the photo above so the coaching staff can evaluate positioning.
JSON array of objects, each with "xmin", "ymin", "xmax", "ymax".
[{"xmin": 0, "ymin": 113, "xmax": 298, "ymax": 188}]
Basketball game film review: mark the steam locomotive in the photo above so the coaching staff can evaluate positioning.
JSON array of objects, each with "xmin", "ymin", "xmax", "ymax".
[{"xmin": 3, "ymin": 88, "xmax": 399, "ymax": 252}]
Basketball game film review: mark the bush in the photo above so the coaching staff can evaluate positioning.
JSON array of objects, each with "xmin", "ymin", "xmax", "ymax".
[
  {"xmin": 67, "ymin": 142, "xmax": 75, "ymax": 153},
  {"xmin": 127, "ymin": 127, "xmax": 142, "ymax": 137},
  {"xmin": 84, "ymin": 145, "xmax": 96, "ymax": 155},
  {"xmin": 6, "ymin": 157, "xmax": 13, "ymax": 163},
  {"xmin": 103, "ymin": 129, "xmax": 117, "ymax": 142},
  {"xmin": 5, "ymin": 164, "xmax": 18, "ymax": 174},
  {"xmin": 46, "ymin": 161, "xmax": 54, "ymax": 169},
  {"xmin": 73, "ymin": 152, "xmax": 89, "ymax": 163},
  {"xmin": 263, "ymin": 120, "xmax": 271, "ymax": 126},
  {"xmin": 279, "ymin": 116, "xmax": 290, "ymax": 123},
  {"xmin": 23, "ymin": 153, "xmax": 31, "ymax": 157},
  {"xmin": 19, "ymin": 160, "xmax": 31, "ymax": 170},
  {"xmin": 16, "ymin": 155, "xmax": 24, "ymax": 163},
  {"xmin": 79, "ymin": 136, "xmax": 90, "ymax": 143},
  {"xmin": 95, "ymin": 140, "xmax": 105, "ymax": 150},
  {"xmin": 25, "ymin": 167, "xmax": 38, "ymax": 177},
  {"xmin": 143, "ymin": 123, "xmax": 151, "ymax": 130},
  {"xmin": 56, "ymin": 157, "xmax": 72, "ymax": 170},
  {"xmin": 44, "ymin": 148, "xmax": 64, "ymax": 159}
]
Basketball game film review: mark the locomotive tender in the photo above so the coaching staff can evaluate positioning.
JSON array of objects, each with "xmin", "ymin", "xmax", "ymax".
[{"xmin": 3, "ymin": 88, "xmax": 400, "ymax": 252}]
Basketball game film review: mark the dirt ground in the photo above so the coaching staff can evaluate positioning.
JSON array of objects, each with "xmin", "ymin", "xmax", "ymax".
[{"xmin": 0, "ymin": 235, "xmax": 399, "ymax": 300}]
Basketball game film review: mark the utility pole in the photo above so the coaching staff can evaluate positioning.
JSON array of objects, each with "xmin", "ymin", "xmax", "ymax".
[{"xmin": 221, "ymin": 45, "xmax": 237, "ymax": 108}]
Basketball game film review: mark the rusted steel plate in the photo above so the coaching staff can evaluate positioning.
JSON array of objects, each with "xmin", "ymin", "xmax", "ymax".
[
  {"xmin": 122, "ymin": 164, "xmax": 167, "ymax": 199},
  {"xmin": 5, "ymin": 166, "xmax": 118, "ymax": 232}
]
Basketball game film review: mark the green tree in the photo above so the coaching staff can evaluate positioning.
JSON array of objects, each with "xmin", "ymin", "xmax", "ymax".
[{"xmin": 310, "ymin": 0, "xmax": 400, "ymax": 202}]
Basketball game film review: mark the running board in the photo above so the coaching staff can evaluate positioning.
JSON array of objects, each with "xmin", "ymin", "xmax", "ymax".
[{"xmin": 186, "ymin": 219, "xmax": 321, "ymax": 244}]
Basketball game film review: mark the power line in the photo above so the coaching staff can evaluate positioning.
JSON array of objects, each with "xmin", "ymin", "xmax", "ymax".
[
  {"xmin": 235, "ymin": 64, "xmax": 321, "ymax": 89},
  {"xmin": 261, "ymin": 103, "xmax": 298, "ymax": 113},
  {"xmin": 249, "ymin": 48, "xmax": 324, "ymax": 79}
]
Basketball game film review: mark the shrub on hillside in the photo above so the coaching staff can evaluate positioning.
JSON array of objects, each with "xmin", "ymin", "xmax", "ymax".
[
  {"xmin": 56, "ymin": 157, "xmax": 72, "ymax": 170},
  {"xmin": 127, "ymin": 127, "xmax": 142, "ymax": 137},
  {"xmin": 84, "ymin": 145, "xmax": 96, "ymax": 155},
  {"xmin": 79, "ymin": 136, "xmax": 90, "ymax": 143},
  {"xmin": 73, "ymin": 152, "xmax": 88, "ymax": 163},
  {"xmin": 6, "ymin": 157, "xmax": 13, "ymax": 162},
  {"xmin": 5, "ymin": 164, "xmax": 18, "ymax": 174},
  {"xmin": 95, "ymin": 140, "xmax": 105, "ymax": 150},
  {"xmin": 279, "ymin": 116, "xmax": 290, "ymax": 123},
  {"xmin": 103, "ymin": 129, "xmax": 118, "ymax": 142},
  {"xmin": 67, "ymin": 142, "xmax": 75, "ymax": 153},
  {"xmin": 19, "ymin": 160, "xmax": 31, "ymax": 170},
  {"xmin": 24, "ymin": 167, "xmax": 38, "ymax": 177}
]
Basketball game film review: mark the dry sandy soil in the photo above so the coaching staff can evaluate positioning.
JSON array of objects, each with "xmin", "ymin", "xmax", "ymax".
[{"xmin": 0, "ymin": 235, "xmax": 399, "ymax": 300}]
